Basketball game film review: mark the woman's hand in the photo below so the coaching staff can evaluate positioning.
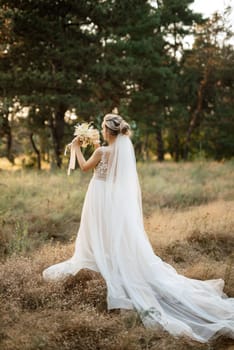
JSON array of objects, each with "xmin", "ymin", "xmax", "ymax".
[{"xmin": 72, "ymin": 136, "xmax": 83, "ymax": 147}]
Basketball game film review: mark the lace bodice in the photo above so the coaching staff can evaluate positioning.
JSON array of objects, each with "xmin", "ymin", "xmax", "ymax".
[{"xmin": 94, "ymin": 147, "xmax": 110, "ymax": 180}]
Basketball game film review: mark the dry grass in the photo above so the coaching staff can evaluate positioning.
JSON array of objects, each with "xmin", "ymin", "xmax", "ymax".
[
  {"xmin": 146, "ymin": 200, "xmax": 234, "ymax": 296},
  {"xmin": 0, "ymin": 161, "xmax": 234, "ymax": 349}
]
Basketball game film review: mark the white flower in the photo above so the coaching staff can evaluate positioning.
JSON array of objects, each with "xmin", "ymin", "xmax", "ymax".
[{"xmin": 64, "ymin": 122, "xmax": 100, "ymax": 155}]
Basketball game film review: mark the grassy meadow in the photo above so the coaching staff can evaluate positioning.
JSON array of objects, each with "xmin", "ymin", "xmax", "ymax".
[{"xmin": 0, "ymin": 160, "xmax": 234, "ymax": 350}]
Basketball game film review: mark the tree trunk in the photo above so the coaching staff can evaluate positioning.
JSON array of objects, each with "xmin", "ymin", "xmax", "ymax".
[
  {"xmin": 183, "ymin": 68, "xmax": 209, "ymax": 160},
  {"xmin": 156, "ymin": 125, "xmax": 164, "ymax": 161},
  {"xmin": 174, "ymin": 130, "xmax": 180, "ymax": 162},
  {"xmin": 142, "ymin": 133, "xmax": 149, "ymax": 161},
  {"xmin": 6, "ymin": 128, "xmax": 14, "ymax": 164},
  {"xmin": 49, "ymin": 103, "xmax": 67, "ymax": 168},
  {"xmin": 2, "ymin": 115, "xmax": 14, "ymax": 164},
  {"xmin": 30, "ymin": 133, "xmax": 41, "ymax": 170}
]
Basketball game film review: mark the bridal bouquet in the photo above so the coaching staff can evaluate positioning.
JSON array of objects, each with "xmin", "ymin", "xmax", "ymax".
[
  {"xmin": 65, "ymin": 122, "xmax": 100, "ymax": 155},
  {"xmin": 74, "ymin": 122, "xmax": 100, "ymax": 147}
]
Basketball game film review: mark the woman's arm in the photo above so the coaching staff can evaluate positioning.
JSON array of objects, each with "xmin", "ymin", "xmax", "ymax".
[{"xmin": 73, "ymin": 140, "xmax": 102, "ymax": 172}]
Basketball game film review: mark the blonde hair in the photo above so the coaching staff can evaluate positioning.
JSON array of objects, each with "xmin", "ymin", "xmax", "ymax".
[{"xmin": 104, "ymin": 114, "xmax": 130, "ymax": 136}]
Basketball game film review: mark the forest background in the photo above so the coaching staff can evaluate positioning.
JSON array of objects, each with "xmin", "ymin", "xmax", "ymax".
[{"xmin": 0, "ymin": 0, "xmax": 233, "ymax": 170}]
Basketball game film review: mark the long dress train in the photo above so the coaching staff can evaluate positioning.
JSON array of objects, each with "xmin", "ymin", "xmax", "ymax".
[{"xmin": 43, "ymin": 135, "xmax": 234, "ymax": 343}]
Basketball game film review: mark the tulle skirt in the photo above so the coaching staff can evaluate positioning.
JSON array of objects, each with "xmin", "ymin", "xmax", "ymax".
[{"xmin": 43, "ymin": 176, "xmax": 234, "ymax": 343}]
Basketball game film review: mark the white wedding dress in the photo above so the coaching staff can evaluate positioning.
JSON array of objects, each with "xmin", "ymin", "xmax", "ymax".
[{"xmin": 43, "ymin": 134, "xmax": 234, "ymax": 343}]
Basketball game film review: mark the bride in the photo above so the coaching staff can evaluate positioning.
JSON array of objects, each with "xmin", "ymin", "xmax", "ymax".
[{"xmin": 43, "ymin": 114, "xmax": 234, "ymax": 343}]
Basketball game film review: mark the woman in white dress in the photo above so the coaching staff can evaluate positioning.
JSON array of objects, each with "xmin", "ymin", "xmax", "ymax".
[{"xmin": 43, "ymin": 114, "xmax": 234, "ymax": 343}]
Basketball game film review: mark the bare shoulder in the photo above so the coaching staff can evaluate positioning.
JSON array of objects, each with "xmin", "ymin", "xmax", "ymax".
[
  {"xmin": 94, "ymin": 146, "xmax": 110, "ymax": 155},
  {"xmin": 100, "ymin": 145, "xmax": 112, "ymax": 152},
  {"xmin": 93, "ymin": 146, "xmax": 103, "ymax": 157}
]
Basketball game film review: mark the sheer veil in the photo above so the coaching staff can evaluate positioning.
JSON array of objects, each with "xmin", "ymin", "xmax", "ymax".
[
  {"xmin": 102, "ymin": 134, "xmax": 166, "ymax": 311},
  {"xmin": 103, "ymin": 134, "xmax": 234, "ymax": 342},
  {"xmin": 106, "ymin": 134, "xmax": 144, "ymax": 233}
]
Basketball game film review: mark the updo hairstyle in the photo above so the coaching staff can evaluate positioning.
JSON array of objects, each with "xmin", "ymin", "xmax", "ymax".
[{"xmin": 104, "ymin": 114, "xmax": 130, "ymax": 136}]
